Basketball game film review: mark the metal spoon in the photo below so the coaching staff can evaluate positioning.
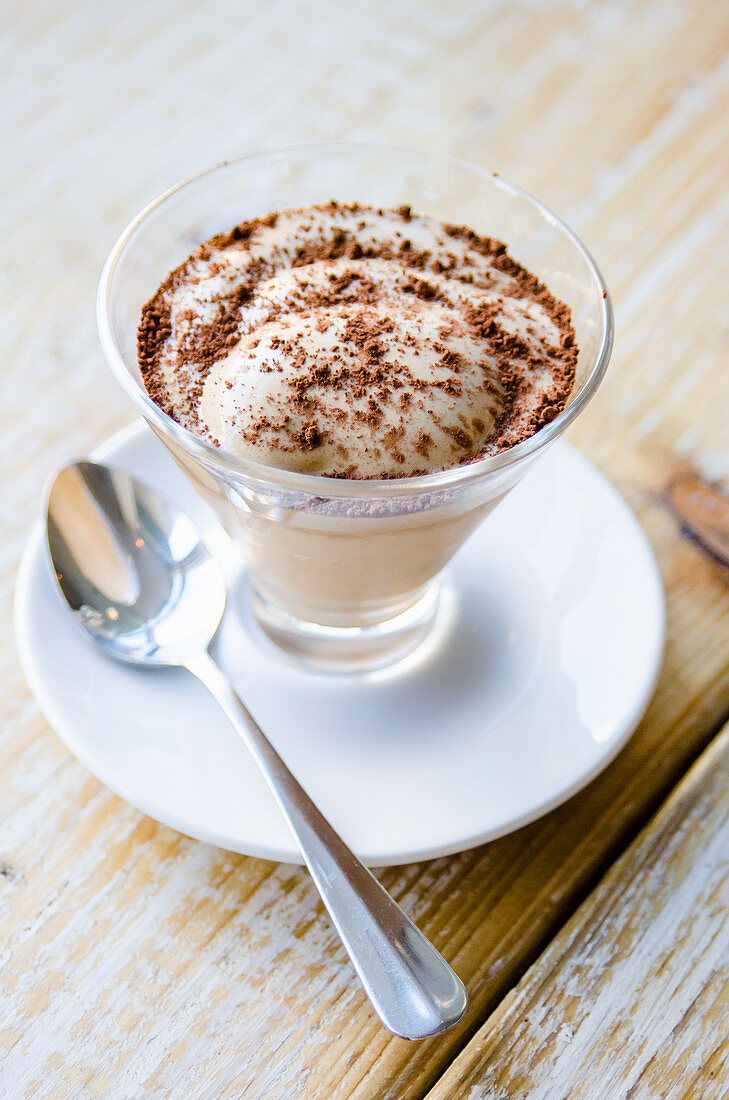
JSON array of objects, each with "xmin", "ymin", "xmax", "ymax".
[{"xmin": 46, "ymin": 460, "xmax": 468, "ymax": 1040}]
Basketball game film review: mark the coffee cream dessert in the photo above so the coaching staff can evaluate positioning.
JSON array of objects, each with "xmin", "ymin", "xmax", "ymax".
[
  {"xmin": 136, "ymin": 203, "xmax": 578, "ymax": 642},
  {"xmin": 138, "ymin": 203, "xmax": 577, "ymax": 479}
]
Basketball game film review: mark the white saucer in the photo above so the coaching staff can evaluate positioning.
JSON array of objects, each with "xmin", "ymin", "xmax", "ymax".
[{"xmin": 15, "ymin": 422, "xmax": 664, "ymax": 867}]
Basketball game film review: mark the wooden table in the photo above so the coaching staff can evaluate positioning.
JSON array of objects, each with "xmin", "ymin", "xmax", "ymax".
[{"xmin": 3, "ymin": 1, "xmax": 729, "ymax": 1096}]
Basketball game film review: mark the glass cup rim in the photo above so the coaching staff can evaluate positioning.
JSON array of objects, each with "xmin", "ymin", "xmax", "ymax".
[{"xmin": 97, "ymin": 139, "xmax": 614, "ymax": 499}]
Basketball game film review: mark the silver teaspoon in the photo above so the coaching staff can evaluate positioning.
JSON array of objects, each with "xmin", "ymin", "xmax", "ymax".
[{"xmin": 46, "ymin": 461, "xmax": 468, "ymax": 1040}]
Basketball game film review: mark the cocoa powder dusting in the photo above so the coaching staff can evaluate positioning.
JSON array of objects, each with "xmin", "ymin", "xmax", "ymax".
[{"xmin": 137, "ymin": 201, "xmax": 579, "ymax": 478}]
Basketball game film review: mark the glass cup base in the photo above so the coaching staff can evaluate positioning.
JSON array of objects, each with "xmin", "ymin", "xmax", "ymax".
[{"xmin": 249, "ymin": 583, "xmax": 441, "ymax": 673}]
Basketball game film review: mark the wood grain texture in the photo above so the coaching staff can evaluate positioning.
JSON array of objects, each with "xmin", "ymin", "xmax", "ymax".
[
  {"xmin": 425, "ymin": 718, "xmax": 729, "ymax": 1100},
  {"xmin": 2, "ymin": 1, "xmax": 729, "ymax": 1097}
]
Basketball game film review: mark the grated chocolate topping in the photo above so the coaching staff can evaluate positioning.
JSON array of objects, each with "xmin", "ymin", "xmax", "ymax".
[{"xmin": 138, "ymin": 202, "xmax": 578, "ymax": 478}]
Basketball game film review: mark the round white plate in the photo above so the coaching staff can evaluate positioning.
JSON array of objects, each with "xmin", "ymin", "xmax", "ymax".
[{"xmin": 15, "ymin": 422, "xmax": 664, "ymax": 866}]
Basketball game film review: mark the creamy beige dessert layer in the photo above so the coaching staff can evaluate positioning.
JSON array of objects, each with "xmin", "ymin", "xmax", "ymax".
[{"xmin": 138, "ymin": 203, "xmax": 577, "ymax": 479}]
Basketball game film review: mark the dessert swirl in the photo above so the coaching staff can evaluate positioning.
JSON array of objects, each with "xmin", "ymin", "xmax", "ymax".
[{"xmin": 138, "ymin": 203, "xmax": 577, "ymax": 478}]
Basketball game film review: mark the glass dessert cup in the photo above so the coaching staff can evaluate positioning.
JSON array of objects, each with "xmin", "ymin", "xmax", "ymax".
[{"xmin": 98, "ymin": 142, "xmax": 613, "ymax": 672}]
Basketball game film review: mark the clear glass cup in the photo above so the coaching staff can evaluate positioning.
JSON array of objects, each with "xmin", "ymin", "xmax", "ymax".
[{"xmin": 98, "ymin": 142, "xmax": 613, "ymax": 671}]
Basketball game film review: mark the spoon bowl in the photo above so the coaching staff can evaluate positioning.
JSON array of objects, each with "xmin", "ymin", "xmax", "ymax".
[{"xmin": 48, "ymin": 462, "xmax": 225, "ymax": 666}]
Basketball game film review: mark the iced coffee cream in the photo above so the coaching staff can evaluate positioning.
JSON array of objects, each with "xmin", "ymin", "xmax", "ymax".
[{"xmin": 138, "ymin": 204, "xmax": 577, "ymax": 478}]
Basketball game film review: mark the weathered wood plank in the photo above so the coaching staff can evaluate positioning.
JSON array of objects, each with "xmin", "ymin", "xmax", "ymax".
[
  {"xmin": 424, "ymin": 719, "xmax": 729, "ymax": 1100},
  {"xmin": 2, "ymin": 1, "xmax": 729, "ymax": 1098}
]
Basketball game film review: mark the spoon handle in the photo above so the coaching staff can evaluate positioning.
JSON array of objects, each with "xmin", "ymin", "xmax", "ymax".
[{"xmin": 186, "ymin": 651, "xmax": 468, "ymax": 1040}]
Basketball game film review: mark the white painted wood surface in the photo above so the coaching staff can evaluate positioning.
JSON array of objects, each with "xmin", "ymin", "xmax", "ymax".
[
  {"xmin": 427, "ymin": 719, "xmax": 729, "ymax": 1100},
  {"xmin": 3, "ymin": 1, "xmax": 729, "ymax": 1097}
]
